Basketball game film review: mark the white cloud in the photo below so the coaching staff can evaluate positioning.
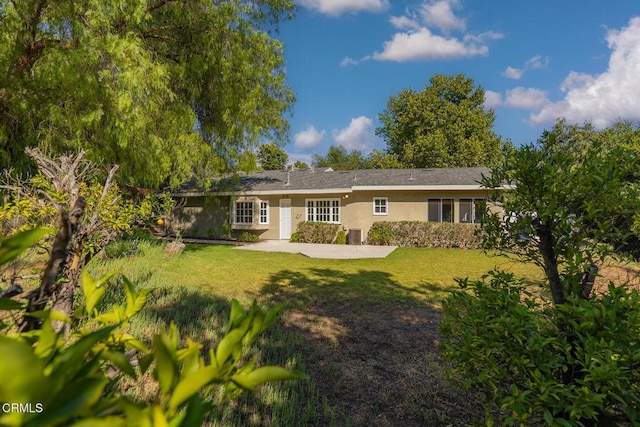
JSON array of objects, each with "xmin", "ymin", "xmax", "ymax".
[
  {"xmin": 294, "ymin": 125, "xmax": 325, "ymax": 150},
  {"xmin": 298, "ymin": 0, "xmax": 389, "ymax": 16},
  {"xmin": 420, "ymin": 0, "xmax": 465, "ymax": 33},
  {"xmin": 504, "ymin": 55, "xmax": 550, "ymax": 80},
  {"xmin": 364, "ymin": 2, "xmax": 502, "ymax": 63},
  {"xmin": 503, "ymin": 66, "xmax": 524, "ymax": 80},
  {"xmin": 390, "ymin": 15, "xmax": 421, "ymax": 30},
  {"xmin": 332, "ymin": 116, "xmax": 374, "ymax": 151},
  {"xmin": 505, "ymin": 87, "xmax": 549, "ymax": 110},
  {"xmin": 531, "ymin": 17, "xmax": 640, "ymax": 127},
  {"xmin": 340, "ymin": 56, "xmax": 359, "ymax": 67},
  {"xmin": 525, "ymin": 55, "xmax": 550, "ymax": 70},
  {"xmin": 372, "ymin": 28, "xmax": 492, "ymax": 62},
  {"xmin": 483, "ymin": 90, "xmax": 503, "ymax": 109}
]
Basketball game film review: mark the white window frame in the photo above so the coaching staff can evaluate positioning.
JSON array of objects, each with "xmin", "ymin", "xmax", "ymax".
[
  {"xmin": 427, "ymin": 198, "xmax": 454, "ymax": 223},
  {"xmin": 233, "ymin": 200, "xmax": 254, "ymax": 225},
  {"xmin": 259, "ymin": 201, "xmax": 269, "ymax": 225},
  {"xmin": 373, "ymin": 197, "xmax": 388, "ymax": 216},
  {"xmin": 306, "ymin": 198, "xmax": 341, "ymax": 224}
]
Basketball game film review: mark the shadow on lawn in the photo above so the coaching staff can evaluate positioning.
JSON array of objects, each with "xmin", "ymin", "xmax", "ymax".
[
  {"xmin": 258, "ymin": 268, "xmax": 484, "ymax": 427},
  {"xmin": 142, "ymin": 286, "xmax": 333, "ymax": 426}
]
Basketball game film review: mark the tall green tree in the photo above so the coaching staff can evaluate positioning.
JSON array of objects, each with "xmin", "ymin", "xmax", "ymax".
[
  {"xmin": 376, "ymin": 73, "xmax": 507, "ymax": 168},
  {"xmin": 0, "ymin": 0, "xmax": 295, "ymax": 188},
  {"xmin": 293, "ymin": 160, "xmax": 308, "ymax": 169},
  {"xmin": 311, "ymin": 145, "xmax": 367, "ymax": 170},
  {"xmin": 441, "ymin": 123, "xmax": 640, "ymax": 425},
  {"xmin": 364, "ymin": 149, "xmax": 403, "ymax": 169},
  {"xmin": 257, "ymin": 142, "xmax": 288, "ymax": 170}
]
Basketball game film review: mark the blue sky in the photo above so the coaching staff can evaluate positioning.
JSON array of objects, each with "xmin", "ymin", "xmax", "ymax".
[{"xmin": 275, "ymin": 0, "xmax": 640, "ymax": 164}]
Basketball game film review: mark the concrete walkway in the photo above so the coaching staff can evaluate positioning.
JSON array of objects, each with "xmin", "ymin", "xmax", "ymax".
[{"xmin": 234, "ymin": 240, "xmax": 397, "ymax": 259}]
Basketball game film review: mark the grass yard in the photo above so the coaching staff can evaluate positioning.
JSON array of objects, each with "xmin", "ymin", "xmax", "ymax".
[{"xmin": 88, "ymin": 241, "xmax": 542, "ymax": 426}]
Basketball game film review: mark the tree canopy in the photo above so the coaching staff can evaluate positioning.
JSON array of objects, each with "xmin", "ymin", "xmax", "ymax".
[
  {"xmin": 376, "ymin": 73, "xmax": 508, "ymax": 169},
  {"xmin": 257, "ymin": 142, "xmax": 288, "ymax": 170},
  {"xmin": 441, "ymin": 120, "xmax": 640, "ymax": 425},
  {"xmin": 311, "ymin": 146, "xmax": 366, "ymax": 170},
  {"xmin": 311, "ymin": 146, "xmax": 402, "ymax": 170},
  {"xmin": 0, "ymin": 0, "xmax": 295, "ymax": 188}
]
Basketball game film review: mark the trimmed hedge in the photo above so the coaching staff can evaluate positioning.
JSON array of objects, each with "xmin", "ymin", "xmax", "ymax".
[
  {"xmin": 367, "ymin": 221, "xmax": 482, "ymax": 248},
  {"xmin": 292, "ymin": 221, "xmax": 340, "ymax": 244}
]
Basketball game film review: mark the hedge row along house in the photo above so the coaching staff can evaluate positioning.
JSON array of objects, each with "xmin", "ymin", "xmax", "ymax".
[{"xmin": 170, "ymin": 167, "xmax": 503, "ymax": 243}]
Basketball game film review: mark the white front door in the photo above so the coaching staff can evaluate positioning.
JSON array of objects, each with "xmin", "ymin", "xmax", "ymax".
[{"xmin": 279, "ymin": 199, "xmax": 292, "ymax": 240}]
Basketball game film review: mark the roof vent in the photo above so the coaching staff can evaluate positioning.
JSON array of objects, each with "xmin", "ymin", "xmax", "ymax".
[
  {"xmin": 285, "ymin": 171, "xmax": 290, "ymax": 186},
  {"xmin": 409, "ymin": 172, "xmax": 415, "ymax": 180},
  {"xmin": 353, "ymin": 172, "xmax": 357, "ymax": 180},
  {"xmin": 324, "ymin": 167, "xmax": 333, "ymax": 172}
]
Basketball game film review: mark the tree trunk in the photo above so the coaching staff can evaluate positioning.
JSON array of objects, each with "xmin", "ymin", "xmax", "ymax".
[
  {"xmin": 18, "ymin": 197, "xmax": 86, "ymax": 332},
  {"xmin": 535, "ymin": 219, "xmax": 565, "ymax": 305}
]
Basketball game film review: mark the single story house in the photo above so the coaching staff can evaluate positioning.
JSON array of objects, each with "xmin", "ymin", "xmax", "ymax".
[{"xmin": 170, "ymin": 167, "xmax": 501, "ymax": 242}]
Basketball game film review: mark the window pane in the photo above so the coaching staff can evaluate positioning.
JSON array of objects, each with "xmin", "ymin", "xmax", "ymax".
[
  {"xmin": 307, "ymin": 200, "xmax": 314, "ymax": 221},
  {"xmin": 259, "ymin": 201, "xmax": 268, "ymax": 224},
  {"xmin": 442, "ymin": 199, "xmax": 453, "ymax": 222},
  {"xmin": 235, "ymin": 201, "xmax": 253, "ymax": 224},
  {"xmin": 373, "ymin": 198, "xmax": 387, "ymax": 215},
  {"xmin": 306, "ymin": 199, "xmax": 340, "ymax": 223},
  {"xmin": 473, "ymin": 199, "xmax": 485, "ymax": 223},
  {"xmin": 459, "ymin": 199, "xmax": 472, "ymax": 223},
  {"xmin": 428, "ymin": 199, "xmax": 441, "ymax": 222}
]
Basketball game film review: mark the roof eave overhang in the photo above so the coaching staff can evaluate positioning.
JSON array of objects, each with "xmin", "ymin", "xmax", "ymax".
[
  {"xmin": 350, "ymin": 185, "xmax": 491, "ymax": 191},
  {"xmin": 171, "ymin": 184, "xmax": 510, "ymax": 197},
  {"xmin": 171, "ymin": 187, "xmax": 353, "ymax": 197}
]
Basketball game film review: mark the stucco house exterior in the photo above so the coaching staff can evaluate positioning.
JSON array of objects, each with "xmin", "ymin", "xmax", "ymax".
[{"xmin": 170, "ymin": 167, "xmax": 499, "ymax": 242}]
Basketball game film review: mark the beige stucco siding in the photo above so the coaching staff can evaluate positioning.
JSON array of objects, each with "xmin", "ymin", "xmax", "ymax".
[
  {"xmin": 173, "ymin": 189, "xmax": 499, "ymax": 241},
  {"xmin": 171, "ymin": 195, "xmax": 230, "ymax": 238},
  {"xmin": 339, "ymin": 189, "xmax": 494, "ymax": 238}
]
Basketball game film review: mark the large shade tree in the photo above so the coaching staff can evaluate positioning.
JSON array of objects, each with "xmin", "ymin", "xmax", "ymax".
[
  {"xmin": 257, "ymin": 142, "xmax": 288, "ymax": 170},
  {"xmin": 376, "ymin": 73, "xmax": 508, "ymax": 169},
  {"xmin": 0, "ymin": 0, "xmax": 295, "ymax": 188}
]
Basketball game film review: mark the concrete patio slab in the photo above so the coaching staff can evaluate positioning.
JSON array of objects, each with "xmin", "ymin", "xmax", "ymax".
[{"xmin": 234, "ymin": 240, "xmax": 397, "ymax": 259}]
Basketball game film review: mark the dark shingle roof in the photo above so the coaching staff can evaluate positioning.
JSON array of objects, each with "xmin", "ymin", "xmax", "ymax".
[{"xmin": 174, "ymin": 167, "xmax": 491, "ymax": 195}]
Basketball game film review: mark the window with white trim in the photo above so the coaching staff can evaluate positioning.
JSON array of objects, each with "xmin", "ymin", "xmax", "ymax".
[
  {"xmin": 373, "ymin": 197, "xmax": 388, "ymax": 215},
  {"xmin": 459, "ymin": 198, "xmax": 486, "ymax": 223},
  {"xmin": 306, "ymin": 199, "xmax": 340, "ymax": 223},
  {"xmin": 427, "ymin": 199, "xmax": 454, "ymax": 222},
  {"xmin": 259, "ymin": 201, "xmax": 269, "ymax": 224},
  {"xmin": 234, "ymin": 201, "xmax": 254, "ymax": 225}
]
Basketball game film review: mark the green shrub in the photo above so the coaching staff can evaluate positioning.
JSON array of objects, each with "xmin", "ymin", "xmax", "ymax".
[
  {"xmin": 334, "ymin": 230, "xmax": 347, "ymax": 245},
  {"xmin": 239, "ymin": 231, "xmax": 260, "ymax": 243},
  {"xmin": 104, "ymin": 238, "xmax": 140, "ymax": 258},
  {"xmin": 440, "ymin": 270, "xmax": 640, "ymax": 425},
  {"xmin": 289, "ymin": 232, "xmax": 300, "ymax": 243},
  {"xmin": 292, "ymin": 222, "xmax": 339, "ymax": 244},
  {"xmin": 367, "ymin": 221, "xmax": 481, "ymax": 248},
  {"xmin": 0, "ymin": 229, "xmax": 302, "ymax": 427},
  {"xmin": 126, "ymin": 227, "xmax": 156, "ymax": 242}
]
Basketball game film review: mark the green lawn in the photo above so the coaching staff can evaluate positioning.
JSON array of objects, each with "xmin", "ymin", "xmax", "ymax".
[
  {"xmin": 91, "ymin": 242, "xmax": 540, "ymax": 305},
  {"xmin": 88, "ymin": 242, "xmax": 542, "ymax": 426}
]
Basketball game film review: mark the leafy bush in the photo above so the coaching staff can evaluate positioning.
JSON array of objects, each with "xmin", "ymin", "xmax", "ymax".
[
  {"xmin": 367, "ymin": 221, "xmax": 481, "ymax": 248},
  {"xmin": 289, "ymin": 232, "xmax": 300, "ymax": 243},
  {"xmin": 126, "ymin": 227, "xmax": 157, "ymax": 242},
  {"xmin": 239, "ymin": 232, "xmax": 260, "ymax": 243},
  {"xmin": 440, "ymin": 270, "xmax": 640, "ymax": 425},
  {"xmin": 0, "ymin": 229, "xmax": 302, "ymax": 426},
  {"xmin": 104, "ymin": 239, "xmax": 140, "ymax": 259},
  {"xmin": 334, "ymin": 230, "xmax": 347, "ymax": 245},
  {"xmin": 292, "ymin": 222, "xmax": 339, "ymax": 244}
]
